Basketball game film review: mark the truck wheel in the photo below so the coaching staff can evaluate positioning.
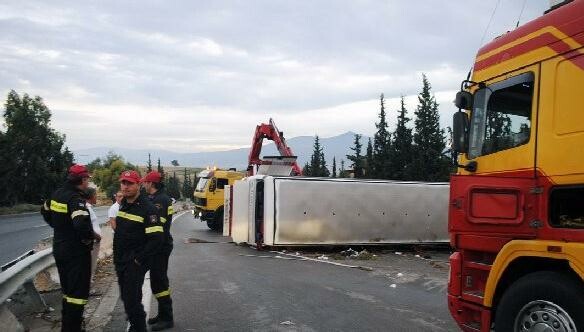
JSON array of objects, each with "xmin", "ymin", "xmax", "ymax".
[{"xmin": 494, "ymin": 271, "xmax": 584, "ymax": 332}]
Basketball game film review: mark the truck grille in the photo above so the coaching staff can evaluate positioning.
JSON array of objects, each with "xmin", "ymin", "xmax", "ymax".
[{"xmin": 195, "ymin": 197, "xmax": 207, "ymax": 206}]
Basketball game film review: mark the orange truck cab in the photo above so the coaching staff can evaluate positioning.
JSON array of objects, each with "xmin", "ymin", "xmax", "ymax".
[{"xmin": 448, "ymin": 1, "xmax": 584, "ymax": 331}]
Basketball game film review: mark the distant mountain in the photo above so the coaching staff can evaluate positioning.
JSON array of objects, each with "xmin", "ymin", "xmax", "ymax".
[{"xmin": 74, "ymin": 131, "xmax": 371, "ymax": 171}]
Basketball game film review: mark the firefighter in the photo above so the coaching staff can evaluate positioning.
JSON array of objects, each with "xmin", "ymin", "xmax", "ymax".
[
  {"xmin": 113, "ymin": 170, "xmax": 164, "ymax": 332},
  {"xmin": 141, "ymin": 171, "xmax": 174, "ymax": 330},
  {"xmin": 41, "ymin": 164, "xmax": 94, "ymax": 332}
]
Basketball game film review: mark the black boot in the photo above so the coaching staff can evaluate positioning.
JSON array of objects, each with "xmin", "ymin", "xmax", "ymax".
[
  {"xmin": 151, "ymin": 319, "xmax": 174, "ymax": 331},
  {"xmin": 147, "ymin": 316, "xmax": 159, "ymax": 325},
  {"xmin": 151, "ymin": 297, "xmax": 173, "ymax": 331}
]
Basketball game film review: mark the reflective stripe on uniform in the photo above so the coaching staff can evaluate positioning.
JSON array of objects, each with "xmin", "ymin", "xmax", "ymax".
[
  {"xmin": 43, "ymin": 201, "xmax": 49, "ymax": 211},
  {"xmin": 154, "ymin": 288, "xmax": 170, "ymax": 298},
  {"xmin": 145, "ymin": 226, "xmax": 163, "ymax": 234},
  {"xmin": 50, "ymin": 200, "xmax": 68, "ymax": 214},
  {"xmin": 117, "ymin": 211, "xmax": 144, "ymax": 223},
  {"xmin": 71, "ymin": 210, "xmax": 89, "ymax": 219},
  {"xmin": 167, "ymin": 206, "xmax": 174, "ymax": 215},
  {"xmin": 160, "ymin": 217, "xmax": 167, "ymax": 224},
  {"xmin": 63, "ymin": 295, "xmax": 88, "ymax": 305}
]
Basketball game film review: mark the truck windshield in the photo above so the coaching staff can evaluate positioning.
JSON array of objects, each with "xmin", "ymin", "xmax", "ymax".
[
  {"xmin": 195, "ymin": 178, "xmax": 209, "ymax": 192},
  {"xmin": 468, "ymin": 72, "xmax": 534, "ymax": 159}
]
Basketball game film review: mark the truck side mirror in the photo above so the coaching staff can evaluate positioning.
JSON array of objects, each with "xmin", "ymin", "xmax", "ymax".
[
  {"xmin": 452, "ymin": 111, "xmax": 469, "ymax": 153},
  {"xmin": 209, "ymin": 178, "xmax": 217, "ymax": 192},
  {"xmin": 454, "ymin": 91, "xmax": 473, "ymax": 110}
]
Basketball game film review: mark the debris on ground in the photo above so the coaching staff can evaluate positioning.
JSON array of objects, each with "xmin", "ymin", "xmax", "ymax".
[
  {"xmin": 280, "ymin": 320, "xmax": 295, "ymax": 326},
  {"xmin": 389, "ymin": 284, "xmax": 397, "ymax": 288},
  {"xmin": 317, "ymin": 255, "xmax": 329, "ymax": 260},
  {"xmin": 394, "ymin": 251, "xmax": 403, "ymax": 255}
]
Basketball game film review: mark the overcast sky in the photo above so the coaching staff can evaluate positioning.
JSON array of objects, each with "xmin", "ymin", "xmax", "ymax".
[{"xmin": 0, "ymin": 1, "xmax": 548, "ymax": 153}]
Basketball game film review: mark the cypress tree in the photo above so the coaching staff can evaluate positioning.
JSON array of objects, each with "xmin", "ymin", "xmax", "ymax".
[
  {"xmin": 411, "ymin": 74, "xmax": 450, "ymax": 182},
  {"xmin": 304, "ymin": 135, "xmax": 329, "ymax": 177},
  {"xmin": 339, "ymin": 160, "xmax": 347, "ymax": 178},
  {"xmin": 331, "ymin": 157, "xmax": 337, "ymax": 178},
  {"xmin": 366, "ymin": 138, "xmax": 374, "ymax": 178},
  {"xmin": 347, "ymin": 134, "xmax": 364, "ymax": 178},
  {"xmin": 147, "ymin": 153, "xmax": 153, "ymax": 172},
  {"xmin": 391, "ymin": 95, "xmax": 414, "ymax": 180},
  {"xmin": 373, "ymin": 94, "xmax": 391, "ymax": 179}
]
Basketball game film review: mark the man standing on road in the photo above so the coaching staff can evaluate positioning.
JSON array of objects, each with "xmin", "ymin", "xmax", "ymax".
[
  {"xmin": 108, "ymin": 191, "xmax": 123, "ymax": 230},
  {"xmin": 114, "ymin": 170, "xmax": 164, "ymax": 332},
  {"xmin": 84, "ymin": 188, "xmax": 101, "ymax": 281},
  {"xmin": 141, "ymin": 171, "xmax": 174, "ymax": 331},
  {"xmin": 41, "ymin": 164, "xmax": 94, "ymax": 332}
]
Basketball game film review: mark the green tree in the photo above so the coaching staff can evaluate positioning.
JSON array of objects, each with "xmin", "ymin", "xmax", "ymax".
[
  {"xmin": 339, "ymin": 160, "xmax": 346, "ymax": 178},
  {"xmin": 181, "ymin": 168, "xmax": 194, "ymax": 200},
  {"xmin": 165, "ymin": 171, "xmax": 181, "ymax": 199},
  {"xmin": 365, "ymin": 138, "xmax": 374, "ymax": 178},
  {"xmin": 331, "ymin": 157, "xmax": 337, "ymax": 178},
  {"xmin": 0, "ymin": 91, "xmax": 73, "ymax": 206},
  {"xmin": 171, "ymin": 160, "xmax": 179, "ymax": 167},
  {"xmin": 346, "ymin": 134, "xmax": 364, "ymax": 178},
  {"xmin": 90, "ymin": 152, "xmax": 138, "ymax": 198},
  {"xmin": 147, "ymin": 153, "xmax": 153, "ymax": 172},
  {"xmin": 391, "ymin": 96, "xmax": 414, "ymax": 180},
  {"xmin": 411, "ymin": 74, "xmax": 450, "ymax": 182},
  {"xmin": 373, "ymin": 94, "xmax": 392, "ymax": 179},
  {"xmin": 303, "ymin": 136, "xmax": 330, "ymax": 177},
  {"xmin": 157, "ymin": 158, "xmax": 164, "ymax": 177}
]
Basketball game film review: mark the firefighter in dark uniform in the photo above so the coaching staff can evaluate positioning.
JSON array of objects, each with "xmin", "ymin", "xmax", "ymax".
[
  {"xmin": 141, "ymin": 171, "xmax": 174, "ymax": 331},
  {"xmin": 113, "ymin": 170, "xmax": 164, "ymax": 332},
  {"xmin": 41, "ymin": 164, "xmax": 94, "ymax": 332}
]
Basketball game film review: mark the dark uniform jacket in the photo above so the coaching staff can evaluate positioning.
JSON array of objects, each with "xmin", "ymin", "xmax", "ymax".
[
  {"xmin": 113, "ymin": 193, "xmax": 164, "ymax": 269},
  {"xmin": 41, "ymin": 183, "xmax": 94, "ymax": 257},
  {"xmin": 148, "ymin": 190, "xmax": 174, "ymax": 252}
]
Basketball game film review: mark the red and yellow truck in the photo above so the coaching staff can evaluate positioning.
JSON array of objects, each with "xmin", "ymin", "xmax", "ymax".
[{"xmin": 449, "ymin": 1, "xmax": 584, "ymax": 331}]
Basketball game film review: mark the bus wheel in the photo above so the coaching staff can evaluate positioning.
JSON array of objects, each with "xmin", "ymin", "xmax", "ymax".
[{"xmin": 495, "ymin": 271, "xmax": 583, "ymax": 332}]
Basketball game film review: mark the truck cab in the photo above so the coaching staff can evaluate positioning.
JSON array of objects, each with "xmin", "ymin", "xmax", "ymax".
[
  {"xmin": 448, "ymin": 1, "xmax": 584, "ymax": 331},
  {"xmin": 194, "ymin": 169, "xmax": 244, "ymax": 231}
]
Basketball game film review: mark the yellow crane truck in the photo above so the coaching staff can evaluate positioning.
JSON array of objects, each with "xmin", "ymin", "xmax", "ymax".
[{"xmin": 194, "ymin": 168, "xmax": 244, "ymax": 231}]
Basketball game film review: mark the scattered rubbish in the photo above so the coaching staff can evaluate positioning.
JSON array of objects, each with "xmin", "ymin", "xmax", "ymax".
[
  {"xmin": 6, "ymin": 298, "xmax": 11, "ymax": 303},
  {"xmin": 48, "ymin": 306, "xmax": 55, "ymax": 312},
  {"xmin": 397, "ymin": 273, "xmax": 404, "ymax": 277},
  {"xmin": 280, "ymin": 321, "xmax": 295, "ymax": 326},
  {"xmin": 317, "ymin": 255, "xmax": 329, "ymax": 260},
  {"xmin": 339, "ymin": 248, "xmax": 375, "ymax": 260},
  {"xmin": 340, "ymin": 248, "xmax": 358, "ymax": 257},
  {"xmin": 415, "ymin": 254, "xmax": 421, "ymax": 258},
  {"xmin": 395, "ymin": 252, "xmax": 403, "ymax": 255},
  {"xmin": 295, "ymin": 252, "xmax": 300, "ymax": 256},
  {"xmin": 390, "ymin": 284, "xmax": 397, "ymax": 288}
]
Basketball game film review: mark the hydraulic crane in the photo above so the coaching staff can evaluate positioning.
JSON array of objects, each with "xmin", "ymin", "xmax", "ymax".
[{"xmin": 247, "ymin": 118, "xmax": 302, "ymax": 176}]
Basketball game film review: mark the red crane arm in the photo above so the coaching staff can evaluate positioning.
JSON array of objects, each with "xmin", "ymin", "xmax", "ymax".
[{"xmin": 247, "ymin": 119, "xmax": 302, "ymax": 176}]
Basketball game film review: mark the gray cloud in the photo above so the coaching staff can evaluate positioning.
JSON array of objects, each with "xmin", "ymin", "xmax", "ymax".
[{"xmin": 0, "ymin": 0, "xmax": 548, "ymax": 152}]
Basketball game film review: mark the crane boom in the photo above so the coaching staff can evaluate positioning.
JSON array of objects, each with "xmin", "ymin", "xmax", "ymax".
[{"xmin": 247, "ymin": 118, "xmax": 302, "ymax": 176}]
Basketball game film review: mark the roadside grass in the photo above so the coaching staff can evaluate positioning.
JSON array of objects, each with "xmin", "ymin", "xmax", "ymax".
[{"xmin": 0, "ymin": 203, "xmax": 41, "ymax": 215}]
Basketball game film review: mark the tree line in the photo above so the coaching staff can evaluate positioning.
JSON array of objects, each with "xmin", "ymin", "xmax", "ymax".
[
  {"xmin": 303, "ymin": 74, "xmax": 451, "ymax": 182},
  {"xmin": 0, "ymin": 90, "xmax": 197, "ymax": 206}
]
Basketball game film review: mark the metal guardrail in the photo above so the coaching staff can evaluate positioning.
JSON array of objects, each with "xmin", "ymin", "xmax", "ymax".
[
  {"xmin": 1, "ymin": 250, "xmax": 36, "ymax": 272},
  {"xmin": 0, "ymin": 248, "xmax": 54, "ymax": 306}
]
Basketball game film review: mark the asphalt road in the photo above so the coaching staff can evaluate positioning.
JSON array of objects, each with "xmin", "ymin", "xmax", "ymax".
[
  {"xmin": 146, "ymin": 212, "xmax": 457, "ymax": 332},
  {"xmin": 0, "ymin": 206, "xmax": 109, "ymax": 267}
]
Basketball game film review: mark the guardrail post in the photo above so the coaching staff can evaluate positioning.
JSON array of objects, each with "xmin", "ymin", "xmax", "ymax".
[{"xmin": 23, "ymin": 280, "xmax": 47, "ymax": 312}]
